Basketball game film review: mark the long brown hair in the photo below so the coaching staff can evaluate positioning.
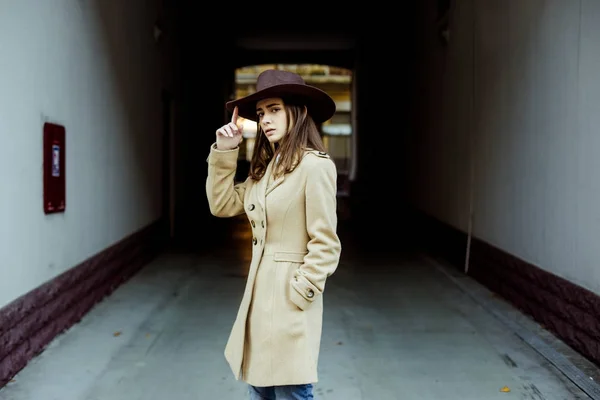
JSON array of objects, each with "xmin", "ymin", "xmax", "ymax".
[{"xmin": 248, "ymin": 101, "xmax": 327, "ymax": 181}]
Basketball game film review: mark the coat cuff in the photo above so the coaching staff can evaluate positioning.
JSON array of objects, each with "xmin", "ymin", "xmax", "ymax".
[
  {"xmin": 206, "ymin": 142, "xmax": 239, "ymax": 166},
  {"xmin": 289, "ymin": 274, "xmax": 318, "ymax": 310}
]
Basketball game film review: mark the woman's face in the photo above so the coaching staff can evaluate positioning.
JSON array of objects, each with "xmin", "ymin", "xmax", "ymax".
[{"xmin": 256, "ymin": 97, "xmax": 289, "ymax": 143}]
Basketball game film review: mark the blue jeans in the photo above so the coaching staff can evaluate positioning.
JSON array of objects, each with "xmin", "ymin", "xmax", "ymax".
[{"xmin": 248, "ymin": 383, "xmax": 314, "ymax": 400}]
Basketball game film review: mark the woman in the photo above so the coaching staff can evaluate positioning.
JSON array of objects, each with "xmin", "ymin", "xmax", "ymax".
[{"xmin": 206, "ymin": 69, "xmax": 342, "ymax": 399}]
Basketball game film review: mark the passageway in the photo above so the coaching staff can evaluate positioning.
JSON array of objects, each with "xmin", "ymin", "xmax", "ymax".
[
  {"xmin": 2, "ymin": 1, "xmax": 600, "ymax": 399},
  {"xmin": 0, "ymin": 217, "xmax": 594, "ymax": 400}
]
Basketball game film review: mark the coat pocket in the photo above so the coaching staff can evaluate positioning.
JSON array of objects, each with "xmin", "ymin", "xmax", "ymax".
[
  {"xmin": 273, "ymin": 251, "xmax": 307, "ymax": 263},
  {"xmin": 274, "ymin": 251, "xmax": 308, "ymax": 321}
]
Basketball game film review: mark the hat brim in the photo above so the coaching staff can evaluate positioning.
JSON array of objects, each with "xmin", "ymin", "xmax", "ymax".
[{"xmin": 226, "ymin": 83, "xmax": 336, "ymax": 124}]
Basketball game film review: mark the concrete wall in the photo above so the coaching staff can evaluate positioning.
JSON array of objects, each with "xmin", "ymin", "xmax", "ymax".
[
  {"xmin": 0, "ymin": 0, "xmax": 167, "ymax": 308},
  {"xmin": 408, "ymin": 0, "xmax": 600, "ymax": 294}
]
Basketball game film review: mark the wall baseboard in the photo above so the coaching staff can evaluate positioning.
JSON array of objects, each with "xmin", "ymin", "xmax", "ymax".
[
  {"xmin": 411, "ymin": 209, "xmax": 600, "ymax": 369},
  {"xmin": 0, "ymin": 220, "xmax": 165, "ymax": 388}
]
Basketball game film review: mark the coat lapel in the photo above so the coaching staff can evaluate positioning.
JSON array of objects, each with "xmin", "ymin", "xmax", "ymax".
[
  {"xmin": 266, "ymin": 173, "xmax": 285, "ymax": 197},
  {"xmin": 266, "ymin": 152, "xmax": 296, "ymax": 196},
  {"xmin": 255, "ymin": 168, "xmax": 268, "ymax": 213},
  {"xmin": 255, "ymin": 158, "xmax": 276, "ymax": 211}
]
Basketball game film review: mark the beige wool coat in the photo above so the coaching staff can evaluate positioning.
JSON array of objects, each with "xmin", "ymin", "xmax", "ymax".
[{"xmin": 206, "ymin": 143, "xmax": 342, "ymax": 387}]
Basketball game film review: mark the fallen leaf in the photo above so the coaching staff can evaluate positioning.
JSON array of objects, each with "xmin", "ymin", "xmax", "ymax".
[
  {"xmin": 500, "ymin": 386, "xmax": 511, "ymax": 392},
  {"xmin": 113, "ymin": 331, "xmax": 122, "ymax": 337},
  {"xmin": 10, "ymin": 379, "xmax": 15, "ymax": 383},
  {"xmin": 337, "ymin": 341, "xmax": 343, "ymax": 345}
]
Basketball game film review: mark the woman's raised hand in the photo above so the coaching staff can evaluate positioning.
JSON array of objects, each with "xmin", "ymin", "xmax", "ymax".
[{"xmin": 216, "ymin": 106, "xmax": 244, "ymax": 150}]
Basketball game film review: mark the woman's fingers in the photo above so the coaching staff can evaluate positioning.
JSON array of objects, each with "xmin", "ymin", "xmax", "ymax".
[
  {"xmin": 215, "ymin": 107, "xmax": 244, "ymax": 140},
  {"xmin": 216, "ymin": 123, "xmax": 244, "ymax": 138},
  {"xmin": 217, "ymin": 127, "xmax": 229, "ymax": 137},
  {"xmin": 229, "ymin": 122, "xmax": 242, "ymax": 136},
  {"xmin": 231, "ymin": 106, "xmax": 238, "ymax": 125}
]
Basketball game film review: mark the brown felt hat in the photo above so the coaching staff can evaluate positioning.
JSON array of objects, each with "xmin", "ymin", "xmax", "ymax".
[{"xmin": 226, "ymin": 69, "xmax": 336, "ymax": 123}]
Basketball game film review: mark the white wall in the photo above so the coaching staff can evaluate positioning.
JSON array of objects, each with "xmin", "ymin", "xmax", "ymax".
[
  {"xmin": 0, "ymin": 0, "xmax": 166, "ymax": 308},
  {"xmin": 408, "ymin": 0, "xmax": 600, "ymax": 294}
]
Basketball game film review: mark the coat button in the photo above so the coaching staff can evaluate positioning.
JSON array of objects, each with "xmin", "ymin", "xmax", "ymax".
[
  {"xmin": 253, "ymin": 237, "xmax": 257, "ymax": 245},
  {"xmin": 306, "ymin": 289, "xmax": 314, "ymax": 298},
  {"xmin": 251, "ymin": 220, "xmax": 255, "ymax": 227},
  {"xmin": 249, "ymin": 204, "xmax": 255, "ymax": 211},
  {"xmin": 261, "ymin": 221, "xmax": 264, "ymax": 228}
]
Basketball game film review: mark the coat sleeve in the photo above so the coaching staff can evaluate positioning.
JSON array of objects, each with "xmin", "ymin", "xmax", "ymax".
[
  {"xmin": 205, "ymin": 143, "xmax": 247, "ymax": 217},
  {"xmin": 290, "ymin": 156, "xmax": 342, "ymax": 310}
]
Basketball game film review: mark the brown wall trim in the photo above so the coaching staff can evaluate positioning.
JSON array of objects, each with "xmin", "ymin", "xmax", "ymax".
[
  {"xmin": 0, "ymin": 220, "xmax": 165, "ymax": 388},
  {"xmin": 411, "ymin": 210, "xmax": 600, "ymax": 368}
]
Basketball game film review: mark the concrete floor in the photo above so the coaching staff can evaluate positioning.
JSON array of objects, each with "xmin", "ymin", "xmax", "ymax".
[{"xmin": 0, "ymin": 217, "xmax": 597, "ymax": 400}]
